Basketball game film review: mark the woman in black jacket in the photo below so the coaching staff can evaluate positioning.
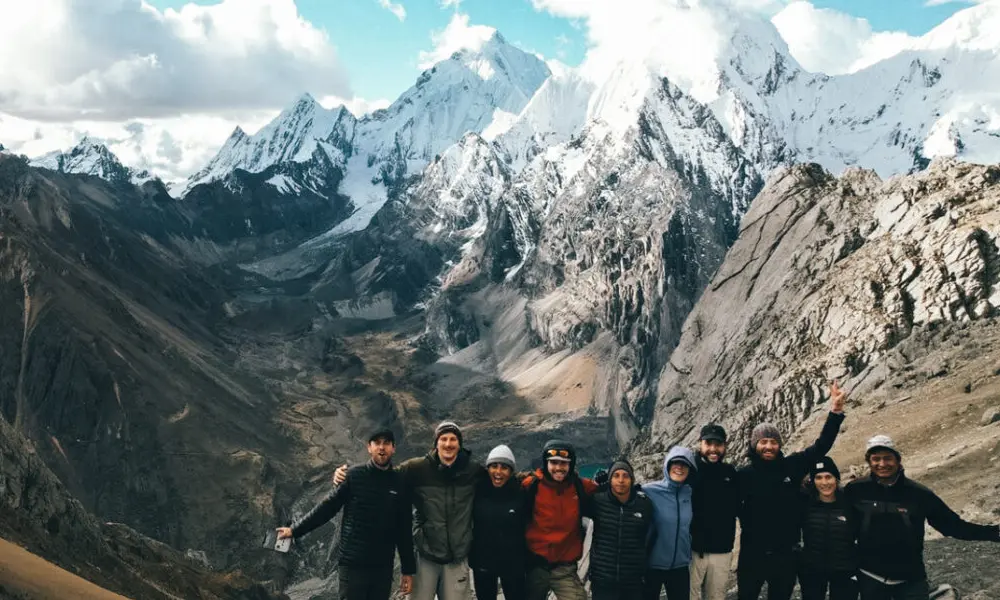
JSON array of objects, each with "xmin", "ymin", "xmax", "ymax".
[
  {"xmin": 798, "ymin": 456, "xmax": 858, "ymax": 600},
  {"xmin": 469, "ymin": 444, "xmax": 528, "ymax": 600}
]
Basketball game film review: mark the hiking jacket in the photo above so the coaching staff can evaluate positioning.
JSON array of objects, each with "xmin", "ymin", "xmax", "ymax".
[
  {"xmin": 469, "ymin": 476, "xmax": 529, "ymax": 573},
  {"xmin": 691, "ymin": 455, "xmax": 740, "ymax": 554},
  {"xmin": 737, "ymin": 410, "xmax": 845, "ymax": 563},
  {"xmin": 522, "ymin": 469, "xmax": 599, "ymax": 565},
  {"xmin": 844, "ymin": 471, "xmax": 1000, "ymax": 581},
  {"xmin": 799, "ymin": 491, "xmax": 857, "ymax": 574},
  {"xmin": 399, "ymin": 447, "xmax": 482, "ymax": 564},
  {"xmin": 290, "ymin": 459, "xmax": 416, "ymax": 574},
  {"xmin": 643, "ymin": 447, "xmax": 697, "ymax": 571},
  {"xmin": 584, "ymin": 486, "xmax": 654, "ymax": 586}
]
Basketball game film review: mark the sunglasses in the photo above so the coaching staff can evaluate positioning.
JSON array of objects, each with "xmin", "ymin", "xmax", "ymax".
[{"xmin": 545, "ymin": 449, "xmax": 571, "ymax": 458}]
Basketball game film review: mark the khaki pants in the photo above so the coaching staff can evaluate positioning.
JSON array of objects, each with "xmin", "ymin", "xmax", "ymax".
[
  {"xmin": 690, "ymin": 552, "xmax": 731, "ymax": 600},
  {"xmin": 526, "ymin": 563, "xmax": 587, "ymax": 600},
  {"xmin": 411, "ymin": 556, "xmax": 471, "ymax": 600}
]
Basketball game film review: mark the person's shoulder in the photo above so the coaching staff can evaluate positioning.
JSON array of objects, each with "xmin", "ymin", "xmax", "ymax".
[
  {"xmin": 899, "ymin": 475, "xmax": 935, "ymax": 497},
  {"xmin": 398, "ymin": 455, "xmax": 430, "ymax": 473}
]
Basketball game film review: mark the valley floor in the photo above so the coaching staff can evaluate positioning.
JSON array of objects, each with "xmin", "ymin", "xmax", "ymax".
[{"xmin": 0, "ymin": 537, "xmax": 128, "ymax": 600}]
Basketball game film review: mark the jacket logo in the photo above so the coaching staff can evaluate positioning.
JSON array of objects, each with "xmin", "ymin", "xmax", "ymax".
[
  {"xmin": 389, "ymin": 490, "xmax": 398, "ymax": 495},
  {"xmin": 897, "ymin": 507, "xmax": 908, "ymax": 514},
  {"xmin": 783, "ymin": 477, "xmax": 791, "ymax": 483},
  {"xmin": 634, "ymin": 513, "xmax": 643, "ymax": 518},
  {"xmin": 837, "ymin": 516, "xmax": 847, "ymax": 522},
  {"xmin": 509, "ymin": 509, "xmax": 516, "ymax": 514}
]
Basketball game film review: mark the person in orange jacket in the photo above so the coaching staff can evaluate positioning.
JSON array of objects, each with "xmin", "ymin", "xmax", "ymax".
[{"xmin": 521, "ymin": 439, "xmax": 600, "ymax": 600}]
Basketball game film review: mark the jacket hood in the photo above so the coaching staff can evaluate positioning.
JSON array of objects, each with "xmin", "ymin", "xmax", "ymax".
[{"xmin": 663, "ymin": 446, "xmax": 697, "ymax": 480}]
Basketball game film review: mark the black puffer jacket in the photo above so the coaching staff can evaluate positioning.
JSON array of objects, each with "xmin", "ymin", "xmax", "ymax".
[
  {"xmin": 691, "ymin": 457, "xmax": 740, "ymax": 554},
  {"xmin": 845, "ymin": 471, "xmax": 1000, "ymax": 581},
  {"xmin": 737, "ymin": 411, "xmax": 844, "ymax": 564},
  {"xmin": 799, "ymin": 492, "xmax": 857, "ymax": 574},
  {"xmin": 584, "ymin": 487, "xmax": 654, "ymax": 586},
  {"xmin": 290, "ymin": 459, "xmax": 416, "ymax": 574},
  {"xmin": 469, "ymin": 477, "xmax": 528, "ymax": 573}
]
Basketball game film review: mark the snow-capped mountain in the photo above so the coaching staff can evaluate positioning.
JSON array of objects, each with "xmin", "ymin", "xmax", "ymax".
[{"xmin": 30, "ymin": 137, "xmax": 155, "ymax": 186}]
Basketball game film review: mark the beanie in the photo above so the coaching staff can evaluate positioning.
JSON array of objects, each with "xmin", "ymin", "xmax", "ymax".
[
  {"xmin": 809, "ymin": 456, "xmax": 841, "ymax": 481},
  {"xmin": 751, "ymin": 423, "xmax": 783, "ymax": 449},
  {"xmin": 486, "ymin": 444, "xmax": 516, "ymax": 470},
  {"xmin": 609, "ymin": 460, "xmax": 634, "ymax": 481},
  {"xmin": 434, "ymin": 421, "xmax": 463, "ymax": 446}
]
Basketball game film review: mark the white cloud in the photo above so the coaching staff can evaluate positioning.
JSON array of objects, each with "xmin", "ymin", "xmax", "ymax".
[
  {"xmin": 440, "ymin": 0, "xmax": 463, "ymax": 8},
  {"xmin": 377, "ymin": 0, "xmax": 407, "ymax": 21},
  {"xmin": 772, "ymin": 2, "xmax": 916, "ymax": 74},
  {"xmin": 417, "ymin": 13, "xmax": 497, "ymax": 70},
  {"xmin": 319, "ymin": 95, "xmax": 392, "ymax": 118},
  {"xmin": 0, "ymin": 0, "xmax": 351, "ymax": 122},
  {"xmin": 924, "ymin": 0, "xmax": 978, "ymax": 5}
]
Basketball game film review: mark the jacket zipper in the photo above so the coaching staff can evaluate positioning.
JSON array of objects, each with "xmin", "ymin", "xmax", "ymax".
[
  {"xmin": 670, "ymin": 485, "xmax": 680, "ymax": 569},
  {"xmin": 617, "ymin": 504, "xmax": 623, "ymax": 582}
]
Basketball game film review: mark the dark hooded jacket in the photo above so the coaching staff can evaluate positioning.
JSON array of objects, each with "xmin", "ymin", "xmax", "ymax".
[
  {"xmin": 469, "ymin": 475, "xmax": 528, "ymax": 573},
  {"xmin": 736, "ymin": 410, "xmax": 845, "ymax": 563}
]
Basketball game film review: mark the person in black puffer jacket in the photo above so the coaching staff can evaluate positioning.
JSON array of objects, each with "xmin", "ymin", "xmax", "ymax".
[
  {"xmin": 736, "ymin": 382, "xmax": 847, "ymax": 600},
  {"xmin": 798, "ymin": 456, "xmax": 858, "ymax": 600},
  {"xmin": 470, "ymin": 445, "xmax": 528, "ymax": 600},
  {"xmin": 276, "ymin": 428, "xmax": 416, "ymax": 600},
  {"xmin": 690, "ymin": 424, "xmax": 740, "ymax": 600},
  {"xmin": 584, "ymin": 460, "xmax": 654, "ymax": 600}
]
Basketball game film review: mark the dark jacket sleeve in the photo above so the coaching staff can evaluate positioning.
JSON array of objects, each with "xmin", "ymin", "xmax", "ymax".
[
  {"xmin": 925, "ymin": 491, "xmax": 1000, "ymax": 542},
  {"xmin": 291, "ymin": 478, "xmax": 350, "ymax": 539},
  {"xmin": 396, "ymin": 483, "xmax": 417, "ymax": 575},
  {"xmin": 789, "ymin": 411, "xmax": 845, "ymax": 475}
]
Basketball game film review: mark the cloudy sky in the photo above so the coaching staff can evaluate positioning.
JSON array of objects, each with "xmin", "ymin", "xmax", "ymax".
[{"xmin": 0, "ymin": 0, "xmax": 985, "ymax": 183}]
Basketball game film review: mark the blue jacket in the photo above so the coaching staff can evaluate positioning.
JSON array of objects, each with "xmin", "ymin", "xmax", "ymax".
[{"xmin": 643, "ymin": 446, "xmax": 697, "ymax": 571}]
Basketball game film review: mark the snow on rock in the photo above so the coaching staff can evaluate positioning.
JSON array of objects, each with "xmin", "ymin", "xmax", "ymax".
[{"xmin": 29, "ymin": 137, "xmax": 154, "ymax": 187}]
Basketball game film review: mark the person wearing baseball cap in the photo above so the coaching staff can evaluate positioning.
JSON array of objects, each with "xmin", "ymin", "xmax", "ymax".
[
  {"xmin": 275, "ymin": 426, "xmax": 415, "ymax": 600},
  {"xmin": 470, "ymin": 445, "xmax": 528, "ymax": 600},
  {"xmin": 522, "ymin": 439, "xmax": 599, "ymax": 600},
  {"xmin": 690, "ymin": 423, "xmax": 740, "ymax": 600},
  {"xmin": 736, "ymin": 381, "xmax": 848, "ymax": 600},
  {"xmin": 845, "ymin": 435, "xmax": 1000, "ymax": 600},
  {"xmin": 798, "ymin": 456, "xmax": 858, "ymax": 600}
]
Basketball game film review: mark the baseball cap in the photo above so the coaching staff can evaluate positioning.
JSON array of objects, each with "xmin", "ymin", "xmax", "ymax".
[{"xmin": 699, "ymin": 423, "xmax": 727, "ymax": 443}]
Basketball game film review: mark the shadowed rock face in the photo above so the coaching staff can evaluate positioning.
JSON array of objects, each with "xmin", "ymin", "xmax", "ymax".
[{"xmin": 637, "ymin": 158, "xmax": 1000, "ymax": 463}]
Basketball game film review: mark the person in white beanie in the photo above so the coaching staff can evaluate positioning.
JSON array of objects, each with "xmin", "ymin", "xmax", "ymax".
[{"xmin": 469, "ymin": 444, "xmax": 528, "ymax": 600}]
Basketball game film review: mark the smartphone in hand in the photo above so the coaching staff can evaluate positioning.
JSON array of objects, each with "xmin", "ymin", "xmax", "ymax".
[
  {"xmin": 274, "ymin": 536, "xmax": 292, "ymax": 553},
  {"xmin": 263, "ymin": 530, "xmax": 292, "ymax": 553}
]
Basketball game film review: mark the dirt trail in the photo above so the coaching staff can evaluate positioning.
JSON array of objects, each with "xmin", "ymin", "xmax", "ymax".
[{"xmin": 0, "ymin": 537, "xmax": 130, "ymax": 600}]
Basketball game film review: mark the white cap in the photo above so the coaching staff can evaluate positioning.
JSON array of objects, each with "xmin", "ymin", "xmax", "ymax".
[
  {"xmin": 866, "ymin": 434, "xmax": 900, "ymax": 457},
  {"xmin": 486, "ymin": 444, "xmax": 516, "ymax": 470}
]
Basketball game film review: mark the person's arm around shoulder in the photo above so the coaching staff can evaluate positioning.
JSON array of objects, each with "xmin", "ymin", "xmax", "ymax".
[
  {"xmin": 277, "ymin": 471, "xmax": 352, "ymax": 540},
  {"xmin": 923, "ymin": 484, "xmax": 1000, "ymax": 542},
  {"xmin": 581, "ymin": 477, "xmax": 600, "ymax": 495}
]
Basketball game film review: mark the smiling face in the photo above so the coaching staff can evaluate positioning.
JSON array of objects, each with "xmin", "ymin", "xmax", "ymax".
[
  {"xmin": 867, "ymin": 449, "xmax": 901, "ymax": 480},
  {"xmin": 437, "ymin": 433, "xmax": 460, "ymax": 465},
  {"xmin": 547, "ymin": 459, "xmax": 570, "ymax": 482},
  {"xmin": 668, "ymin": 461, "xmax": 690, "ymax": 483},
  {"xmin": 756, "ymin": 438, "xmax": 781, "ymax": 461},
  {"xmin": 699, "ymin": 439, "xmax": 726, "ymax": 463},
  {"xmin": 813, "ymin": 472, "xmax": 838, "ymax": 499},
  {"xmin": 487, "ymin": 463, "xmax": 512, "ymax": 488},
  {"xmin": 368, "ymin": 436, "xmax": 395, "ymax": 467}
]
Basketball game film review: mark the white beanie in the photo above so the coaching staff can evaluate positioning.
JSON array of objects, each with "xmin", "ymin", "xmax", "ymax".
[{"xmin": 486, "ymin": 444, "xmax": 516, "ymax": 470}]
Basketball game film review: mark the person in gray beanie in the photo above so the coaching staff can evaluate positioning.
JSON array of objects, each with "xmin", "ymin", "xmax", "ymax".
[
  {"xmin": 470, "ymin": 444, "xmax": 528, "ymax": 600},
  {"xmin": 736, "ymin": 381, "xmax": 848, "ymax": 600}
]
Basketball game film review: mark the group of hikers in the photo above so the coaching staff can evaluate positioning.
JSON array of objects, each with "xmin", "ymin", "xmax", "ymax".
[{"xmin": 275, "ymin": 383, "xmax": 1000, "ymax": 600}]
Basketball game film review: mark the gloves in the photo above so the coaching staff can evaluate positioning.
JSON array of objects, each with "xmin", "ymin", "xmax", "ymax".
[{"xmin": 594, "ymin": 469, "xmax": 609, "ymax": 486}]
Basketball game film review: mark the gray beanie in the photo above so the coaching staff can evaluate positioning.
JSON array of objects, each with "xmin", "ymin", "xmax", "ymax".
[
  {"xmin": 751, "ymin": 423, "xmax": 783, "ymax": 449},
  {"xmin": 434, "ymin": 421, "xmax": 463, "ymax": 446},
  {"xmin": 486, "ymin": 444, "xmax": 515, "ymax": 470}
]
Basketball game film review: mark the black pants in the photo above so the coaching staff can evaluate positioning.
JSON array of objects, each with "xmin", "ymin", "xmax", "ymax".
[
  {"xmin": 737, "ymin": 553, "xmax": 797, "ymax": 600},
  {"xmin": 799, "ymin": 569, "xmax": 858, "ymax": 600},
  {"xmin": 644, "ymin": 566, "xmax": 690, "ymax": 600},
  {"xmin": 593, "ymin": 583, "xmax": 644, "ymax": 600},
  {"xmin": 337, "ymin": 565, "xmax": 394, "ymax": 600},
  {"xmin": 858, "ymin": 575, "xmax": 929, "ymax": 600},
  {"xmin": 473, "ymin": 567, "xmax": 527, "ymax": 600}
]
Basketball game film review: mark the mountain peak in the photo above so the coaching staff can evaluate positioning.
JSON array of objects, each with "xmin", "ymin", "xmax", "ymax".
[{"xmin": 29, "ymin": 138, "xmax": 147, "ymax": 186}]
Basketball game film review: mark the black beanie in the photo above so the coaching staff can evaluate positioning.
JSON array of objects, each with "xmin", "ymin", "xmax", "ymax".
[
  {"xmin": 609, "ymin": 460, "xmax": 634, "ymax": 481},
  {"xmin": 809, "ymin": 456, "xmax": 841, "ymax": 481},
  {"xmin": 368, "ymin": 427, "xmax": 395, "ymax": 444}
]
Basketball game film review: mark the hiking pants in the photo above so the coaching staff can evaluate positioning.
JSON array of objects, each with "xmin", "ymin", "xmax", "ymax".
[
  {"xmin": 645, "ymin": 566, "xmax": 691, "ymax": 600},
  {"xmin": 411, "ymin": 556, "xmax": 471, "ymax": 600},
  {"xmin": 690, "ymin": 552, "xmax": 731, "ymax": 600},
  {"xmin": 592, "ymin": 583, "xmax": 644, "ymax": 600},
  {"xmin": 858, "ymin": 575, "xmax": 929, "ymax": 600},
  {"xmin": 736, "ymin": 551, "xmax": 797, "ymax": 600},
  {"xmin": 337, "ymin": 565, "xmax": 395, "ymax": 600},
  {"xmin": 526, "ymin": 563, "xmax": 586, "ymax": 600},
  {"xmin": 473, "ymin": 566, "xmax": 526, "ymax": 600},
  {"xmin": 799, "ymin": 569, "xmax": 858, "ymax": 600}
]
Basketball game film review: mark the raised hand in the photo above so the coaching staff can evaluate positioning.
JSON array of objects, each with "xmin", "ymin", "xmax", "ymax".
[
  {"xmin": 332, "ymin": 463, "xmax": 348, "ymax": 486},
  {"xmin": 830, "ymin": 381, "xmax": 846, "ymax": 414}
]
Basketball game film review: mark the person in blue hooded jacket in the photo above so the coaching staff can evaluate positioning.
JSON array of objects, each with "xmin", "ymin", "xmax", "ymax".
[{"xmin": 643, "ymin": 446, "xmax": 698, "ymax": 600}]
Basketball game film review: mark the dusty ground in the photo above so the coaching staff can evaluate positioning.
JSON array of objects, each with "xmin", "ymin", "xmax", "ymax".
[{"xmin": 0, "ymin": 538, "xmax": 129, "ymax": 600}]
